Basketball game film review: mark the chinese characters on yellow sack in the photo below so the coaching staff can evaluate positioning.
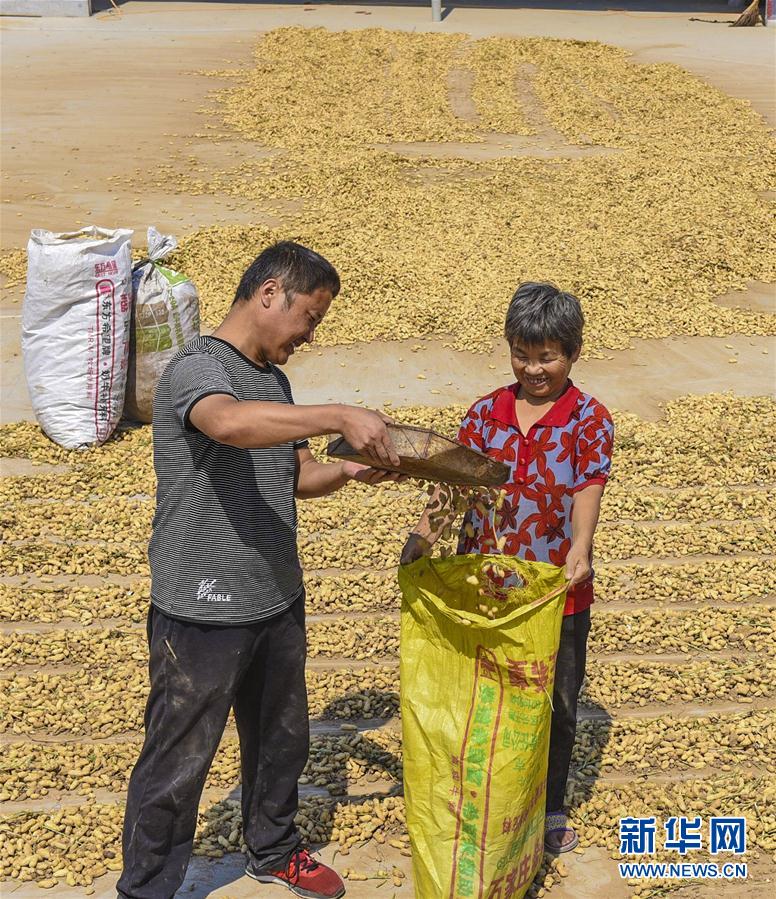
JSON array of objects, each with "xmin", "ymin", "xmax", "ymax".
[{"xmin": 399, "ymin": 555, "xmax": 568, "ymax": 899}]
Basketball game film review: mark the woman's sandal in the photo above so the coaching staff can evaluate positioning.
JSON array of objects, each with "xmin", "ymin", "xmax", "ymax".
[{"xmin": 544, "ymin": 810, "xmax": 579, "ymax": 854}]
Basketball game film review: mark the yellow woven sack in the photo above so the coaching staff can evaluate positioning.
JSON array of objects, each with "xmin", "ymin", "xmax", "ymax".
[{"xmin": 398, "ymin": 554, "xmax": 568, "ymax": 899}]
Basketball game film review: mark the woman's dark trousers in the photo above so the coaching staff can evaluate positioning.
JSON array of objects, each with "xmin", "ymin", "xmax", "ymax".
[{"xmin": 546, "ymin": 607, "xmax": 591, "ymax": 812}]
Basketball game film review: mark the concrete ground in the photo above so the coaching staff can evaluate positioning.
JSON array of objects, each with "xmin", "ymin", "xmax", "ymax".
[
  {"xmin": 0, "ymin": 3, "xmax": 774, "ymax": 898},
  {"xmin": 1, "ymin": 2, "xmax": 774, "ymax": 422}
]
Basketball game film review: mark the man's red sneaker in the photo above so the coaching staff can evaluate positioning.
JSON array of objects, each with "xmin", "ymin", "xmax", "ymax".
[{"xmin": 246, "ymin": 847, "xmax": 346, "ymax": 899}]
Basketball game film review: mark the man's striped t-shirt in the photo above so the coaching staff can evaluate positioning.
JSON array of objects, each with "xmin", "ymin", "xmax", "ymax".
[{"xmin": 148, "ymin": 336, "xmax": 308, "ymax": 624}]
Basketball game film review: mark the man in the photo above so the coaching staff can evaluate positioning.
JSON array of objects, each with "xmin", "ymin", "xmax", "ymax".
[{"xmin": 118, "ymin": 241, "xmax": 401, "ymax": 899}]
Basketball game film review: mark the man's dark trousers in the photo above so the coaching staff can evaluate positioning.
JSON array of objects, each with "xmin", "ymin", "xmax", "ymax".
[
  {"xmin": 117, "ymin": 595, "xmax": 309, "ymax": 899},
  {"xmin": 546, "ymin": 607, "xmax": 590, "ymax": 813}
]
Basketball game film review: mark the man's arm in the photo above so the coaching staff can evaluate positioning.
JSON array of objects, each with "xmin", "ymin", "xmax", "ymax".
[
  {"xmin": 188, "ymin": 394, "xmax": 400, "ymax": 468},
  {"xmin": 564, "ymin": 483, "xmax": 604, "ymax": 586},
  {"xmin": 294, "ymin": 448, "xmax": 404, "ymax": 499}
]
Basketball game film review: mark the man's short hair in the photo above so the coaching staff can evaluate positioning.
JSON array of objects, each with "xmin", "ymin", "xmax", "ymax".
[
  {"xmin": 233, "ymin": 241, "xmax": 341, "ymax": 305},
  {"xmin": 504, "ymin": 282, "xmax": 584, "ymax": 357}
]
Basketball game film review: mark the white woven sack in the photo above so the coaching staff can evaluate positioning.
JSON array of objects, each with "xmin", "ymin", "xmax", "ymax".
[{"xmin": 22, "ymin": 226, "xmax": 133, "ymax": 449}]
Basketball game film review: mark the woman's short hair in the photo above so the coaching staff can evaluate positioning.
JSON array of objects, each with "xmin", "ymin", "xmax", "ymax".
[{"xmin": 504, "ymin": 282, "xmax": 584, "ymax": 357}]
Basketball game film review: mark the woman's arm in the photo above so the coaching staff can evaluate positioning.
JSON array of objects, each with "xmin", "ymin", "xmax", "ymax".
[
  {"xmin": 400, "ymin": 486, "xmax": 458, "ymax": 565},
  {"xmin": 565, "ymin": 483, "xmax": 604, "ymax": 585}
]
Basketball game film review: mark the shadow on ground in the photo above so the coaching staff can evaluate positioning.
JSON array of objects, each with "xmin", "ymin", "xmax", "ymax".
[{"xmin": 183, "ymin": 682, "xmax": 612, "ymax": 895}]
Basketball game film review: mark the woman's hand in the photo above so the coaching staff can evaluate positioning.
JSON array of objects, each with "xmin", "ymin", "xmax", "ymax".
[
  {"xmin": 400, "ymin": 533, "xmax": 432, "ymax": 566},
  {"xmin": 564, "ymin": 542, "xmax": 591, "ymax": 586}
]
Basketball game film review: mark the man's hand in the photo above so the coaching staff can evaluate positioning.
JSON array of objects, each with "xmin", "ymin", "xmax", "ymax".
[
  {"xmin": 341, "ymin": 461, "xmax": 407, "ymax": 486},
  {"xmin": 339, "ymin": 407, "xmax": 400, "ymax": 469},
  {"xmin": 565, "ymin": 542, "xmax": 591, "ymax": 587},
  {"xmin": 400, "ymin": 533, "xmax": 433, "ymax": 566}
]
